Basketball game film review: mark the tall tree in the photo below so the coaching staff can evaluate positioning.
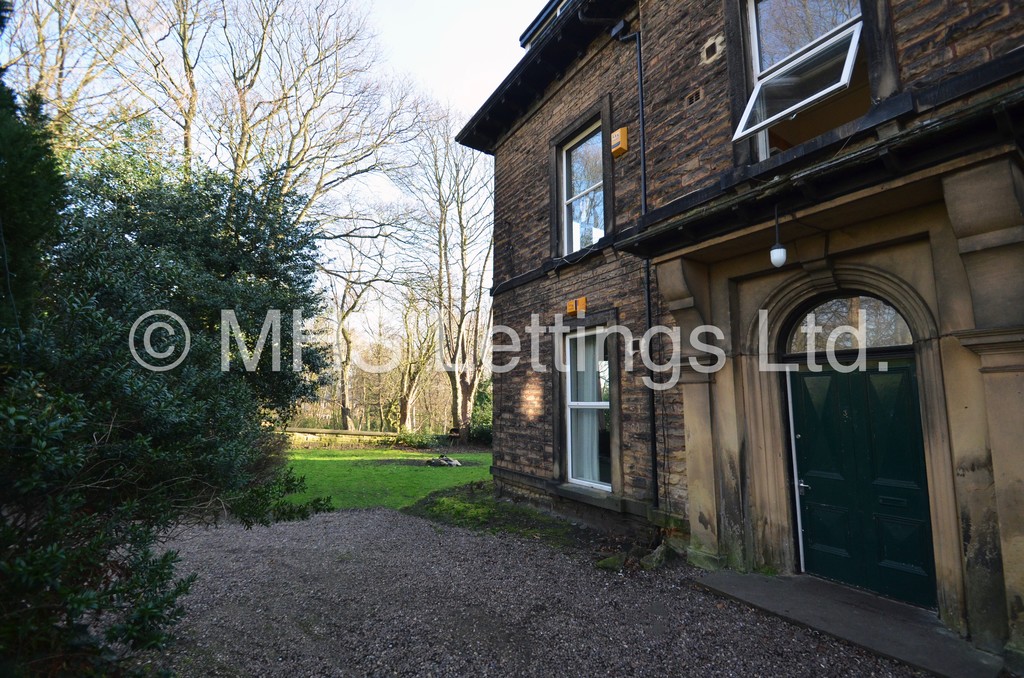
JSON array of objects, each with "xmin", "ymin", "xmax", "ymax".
[
  {"xmin": 394, "ymin": 286, "xmax": 437, "ymax": 432},
  {"xmin": 0, "ymin": 0, "xmax": 129, "ymax": 152},
  {"xmin": 396, "ymin": 105, "xmax": 493, "ymax": 439},
  {"xmin": 3, "ymin": 0, "xmax": 417, "ymax": 199},
  {"xmin": 321, "ymin": 239, "xmax": 389, "ymax": 430},
  {"xmin": 208, "ymin": 0, "xmax": 418, "ymax": 229},
  {"xmin": 110, "ymin": 0, "xmax": 216, "ymax": 172},
  {"xmin": 0, "ymin": 1, "xmax": 64, "ymax": 332}
]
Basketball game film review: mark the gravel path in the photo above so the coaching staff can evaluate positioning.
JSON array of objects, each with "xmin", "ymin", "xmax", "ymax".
[{"xmin": 149, "ymin": 509, "xmax": 922, "ymax": 677}]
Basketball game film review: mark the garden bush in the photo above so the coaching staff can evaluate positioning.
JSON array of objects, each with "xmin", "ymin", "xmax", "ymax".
[
  {"xmin": 394, "ymin": 431, "xmax": 446, "ymax": 449},
  {"xmin": 0, "ymin": 137, "xmax": 332, "ymax": 674}
]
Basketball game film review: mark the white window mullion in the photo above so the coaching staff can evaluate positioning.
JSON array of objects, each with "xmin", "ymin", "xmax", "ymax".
[
  {"xmin": 565, "ymin": 181, "xmax": 603, "ymax": 205},
  {"xmin": 747, "ymin": 0, "xmax": 762, "ymax": 78}
]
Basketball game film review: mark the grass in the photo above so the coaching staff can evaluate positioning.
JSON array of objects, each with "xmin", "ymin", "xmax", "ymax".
[
  {"xmin": 287, "ymin": 447, "xmax": 493, "ymax": 510},
  {"xmin": 287, "ymin": 448, "xmax": 604, "ymax": 552}
]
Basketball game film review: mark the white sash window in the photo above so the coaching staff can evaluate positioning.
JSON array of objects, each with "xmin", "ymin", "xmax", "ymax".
[
  {"xmin": 561, "ymin": 124, "xmax": 604, "ymax": 254},
  {"xmin": 565, "ymin": 330, "xmax": 612, "ymax": 489}
]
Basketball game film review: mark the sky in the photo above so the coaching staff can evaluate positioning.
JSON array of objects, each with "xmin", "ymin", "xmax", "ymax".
[{"xmin": 368, "ymin": 0, "xmax": 549, "ymax": 119}]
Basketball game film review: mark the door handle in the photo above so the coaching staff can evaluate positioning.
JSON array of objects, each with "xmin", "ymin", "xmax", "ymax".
[{"xmin": 798, "ymin": 480, "xmax": 811, "ymax": 496}]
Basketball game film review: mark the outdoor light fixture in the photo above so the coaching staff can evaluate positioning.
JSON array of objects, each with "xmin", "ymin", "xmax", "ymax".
[{"xmin": 770, "ymin": 205, "xmax": 787, "ymax": 268}]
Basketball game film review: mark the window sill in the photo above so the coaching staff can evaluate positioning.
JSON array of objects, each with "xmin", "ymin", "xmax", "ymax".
[
  {"xmin": 553, "ymin": 482, "xmax": 647, "ymax": 517},
  {"xmin": 546, "ymin": 234, "xmax": 616, "ymax": 272},
  {"xmin": 729, "ymin": 92, "xmax": 914, "ymax": 187},
  {"xmin": 490, "ymin": 466, "xmax": 651, "ymax": 518}
]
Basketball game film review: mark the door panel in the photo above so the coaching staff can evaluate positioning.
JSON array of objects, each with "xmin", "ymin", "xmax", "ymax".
[
  {"xmin": 791, "ymin": 358, "xmax": 937, "ymax": 607},
  {"xmin": 790, "ymin": 370, "xmax": 859, "ymax": 584},
  {"xmin": 804, "ymin": 502, "xmax": 853, "ymax": 558}
]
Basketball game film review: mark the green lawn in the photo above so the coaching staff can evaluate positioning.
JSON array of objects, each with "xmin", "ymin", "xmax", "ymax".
[{"xmin": 287, "ymin": 448, "xmax": 493, "ymax": 510}]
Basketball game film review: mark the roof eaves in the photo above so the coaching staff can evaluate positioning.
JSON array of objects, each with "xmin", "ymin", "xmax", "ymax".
[
  {"xmin": 457, "ymin": 0, "xmax": 634, "ymax": 155},
  {"xmin": 519, "ymin": 0, "xmax": 565, "ymax": 48}
]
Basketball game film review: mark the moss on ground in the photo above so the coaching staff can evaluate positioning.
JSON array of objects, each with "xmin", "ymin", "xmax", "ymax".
[{"xmin": 401, "ymin": 481, "xmax": 584, "ymax": 549}]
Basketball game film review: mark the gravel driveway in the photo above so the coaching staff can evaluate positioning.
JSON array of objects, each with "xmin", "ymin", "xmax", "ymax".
[{"xmin": 149, "ymin": 509, "xmax": 921, "ymax": 677}]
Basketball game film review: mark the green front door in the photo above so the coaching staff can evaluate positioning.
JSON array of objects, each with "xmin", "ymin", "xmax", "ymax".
[{"xmin": 789, "ymin": 358, "xmax": 937, "ymax": 607}]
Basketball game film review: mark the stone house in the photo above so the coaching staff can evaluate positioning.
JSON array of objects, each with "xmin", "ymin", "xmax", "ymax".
[{"xmin": 456, "ymin": 0, "xmax": 1024, "ymax": 667}]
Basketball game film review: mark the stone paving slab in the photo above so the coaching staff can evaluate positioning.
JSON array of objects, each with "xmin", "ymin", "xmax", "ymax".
[{"xmin": 698, "ymin": 571, "xmax": 1004, "ymax": 678}]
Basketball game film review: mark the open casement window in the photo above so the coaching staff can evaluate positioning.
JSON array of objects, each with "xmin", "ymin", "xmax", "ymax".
[
  {"xmin": 735, "ymin": 0, "xmax": 871, "ymax": 156},
  {"xmin": 565, "ymin": 329, "xmax": 612, "ymax": 489},
  {"xmin": 561, "ymin": 123, "xmax": 605, "ymax": 255}
]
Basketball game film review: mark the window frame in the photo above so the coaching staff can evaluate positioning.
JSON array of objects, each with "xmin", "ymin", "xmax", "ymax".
[
  {"xmin": 782, "ymin": 294, "xmax": 914, "ymax": 357},
  {"xmin": 563, "ymin": 327, "xmax": 614, "ymax": 491},
  {"xmin": 561, "ymin": 123, "xmax": 604, "ymax": 255},
  {"xmin": 734, "ymin": 1, "xmax": 863, "ymax": 143},
  {"xmin": 548, "ymin": 96, "xmax": 614, "ymax": 260}
]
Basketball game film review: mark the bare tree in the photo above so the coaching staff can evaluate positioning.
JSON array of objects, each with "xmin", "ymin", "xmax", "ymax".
[
  {"xmin": 351, "ymin": 311, "xmax": 404, "ymax": 432},
  {"xmin": 319, "ymin": 236, "xmax": 392, "ymax": 430},
  {"xmin": 0, "ymin": 0, "xmax": 129, "ymax": 151},
  {"xmin": 396, "ymin": 105, "xmax": 493, "ymax": 440},
  {"xmin": 208, "ymin": 0, "xmax": 419, "ymax": 229},
  {"xmin": 104, "ymin": 0, "xmax": 218, "ymax": 172},
  {"xmin": 26, "ymin": 0, "xmax": 419, "ymax": 198},
  {"xmin": 393, "ymin": 286, "xmax": 437, "ymax": 432}
]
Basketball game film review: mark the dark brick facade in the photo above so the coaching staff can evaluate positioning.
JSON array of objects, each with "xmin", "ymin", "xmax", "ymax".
[
  {"xmin": 473, "ymin": 0, "xmax": 1024, "ymax": 539},
  {"xmin": 488, "ymin": 10, "xmax": 677, "ymax": 521},
  {"xmin": 641, "ymin": 0, "xmax": 733, "ymax": 209},
  {"xmin": 465, "ymin": 0, "xmax": 1024, "ymax": 665}
]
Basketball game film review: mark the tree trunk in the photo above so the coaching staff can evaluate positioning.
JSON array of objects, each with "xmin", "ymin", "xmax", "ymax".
[
  {"xmin": 336, "ymin": 362, "xmax": 352, "ymax": 430},
  {"xmin": 447, "ymin": 370, "xmax": 463, "ymax": 433},
  {"xmin": 399, "ymin": 393, "xmax": 416, "ymax": 432},
  {"xmin": 459, "ymin": 371, "xmax": 479, "ymax": 443}
]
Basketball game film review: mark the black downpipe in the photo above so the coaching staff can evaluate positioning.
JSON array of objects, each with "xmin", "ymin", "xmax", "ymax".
[
  {"xmin": 643, "ymin": 258, "xmax": 658, "ymax": 510},
  {"xmin": 614, "ymin": 20, "xmax": 658, "ymax": 509}
]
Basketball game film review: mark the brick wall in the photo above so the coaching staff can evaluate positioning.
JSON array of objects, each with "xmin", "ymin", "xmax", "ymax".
[
  {"xmin": 490, "ymin": 256, "xmax": 688, "ymax": 514},
  {"xmin": 490, "ymin": 2, "xmax": 700, "ymax": 517},
  {"xmin": 892, "ymin": 0, "xmax": 1020, "ymax": 87},
  {"xmin": 492, "ymin": 1, "xmax": 737, "ymax": 288},
  {"xmin": 641, "ymin": 0, "xmax": 734, "ymax": 209},
  {"xmin": 487, "ymin": 0, "xmax": 1023, "ymax": 524},
  {"xmin": 491, "ymin": 252, "xmax": 651, "ymax": 502},
  {"xmin": 492, "ymin": 31, "xmax": 640, "ymax": 287}
]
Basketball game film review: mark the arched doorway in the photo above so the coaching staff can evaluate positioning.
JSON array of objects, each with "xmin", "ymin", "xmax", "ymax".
[{"xmin": 783, "ymin": 295, "xmax": 937, "ymax": 607}]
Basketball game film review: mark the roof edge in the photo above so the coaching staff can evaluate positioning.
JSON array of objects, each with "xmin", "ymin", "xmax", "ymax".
[
  {"xmin": 519, "ymin": 0, "xmax": 565, "ymax": 48},
  {"xmin": 457, "ymin": 0, "xmax": 635, "ymax": 155}
]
